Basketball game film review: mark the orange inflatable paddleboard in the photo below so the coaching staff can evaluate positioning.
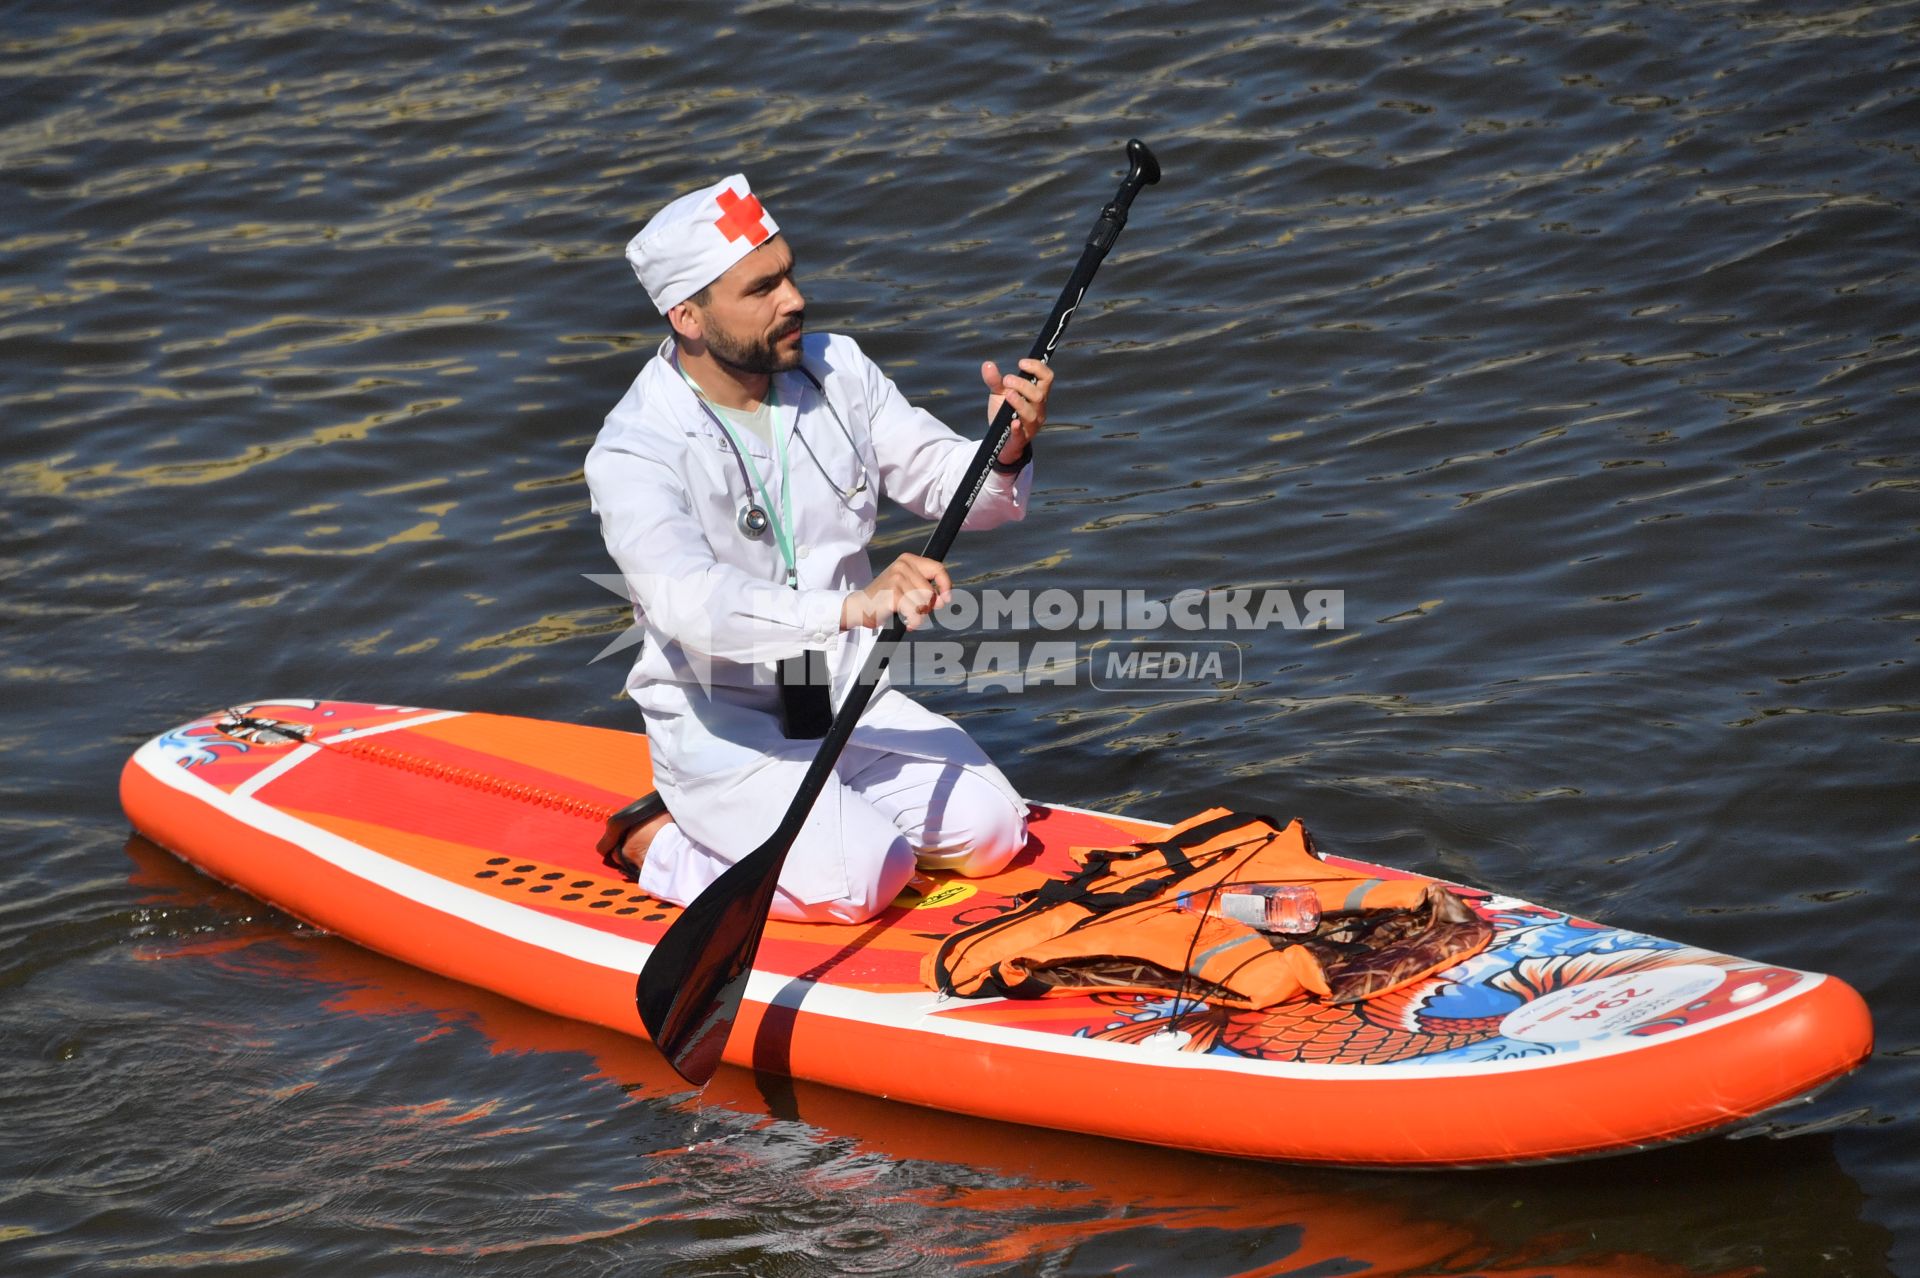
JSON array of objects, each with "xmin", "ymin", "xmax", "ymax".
[{"xmin": 119, "ymin": 699, "xmax": 1872, "ymax": 1168}]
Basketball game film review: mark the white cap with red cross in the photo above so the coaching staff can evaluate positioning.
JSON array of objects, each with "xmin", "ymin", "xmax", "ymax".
[{"xmin": 625, "ymin": 174, "xmax": 780, "ymax": 314}]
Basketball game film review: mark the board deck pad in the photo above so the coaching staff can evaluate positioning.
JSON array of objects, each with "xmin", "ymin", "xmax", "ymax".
[{"xmin": 121, "ymin": 700, "xmax": 1874, "ymax": 1167}]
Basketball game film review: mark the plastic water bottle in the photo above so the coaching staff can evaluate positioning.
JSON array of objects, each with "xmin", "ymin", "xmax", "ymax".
[{"xmin": 1177, "ymin": 883, "xmax": 1321, "ymax": 935}]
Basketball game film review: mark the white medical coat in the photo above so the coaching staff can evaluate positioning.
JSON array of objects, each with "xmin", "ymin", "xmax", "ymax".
[{"xmin": 585, "ymin": 332, "xmax": 1031, "ymax": 894}]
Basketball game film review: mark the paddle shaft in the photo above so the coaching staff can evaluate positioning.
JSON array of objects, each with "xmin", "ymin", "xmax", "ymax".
[
  {"xmin": 755, "ymin": 147, "xmax": 1159, "ymax": 855},
  {"xmin": 637, "ymin": 140, "xmax": 1160, "ymax": 1085}
]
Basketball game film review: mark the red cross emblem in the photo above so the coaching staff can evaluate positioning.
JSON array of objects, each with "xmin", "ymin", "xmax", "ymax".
[{"xmin": 713, "ymin": 188, "xmax": 770, "ymax": 246}]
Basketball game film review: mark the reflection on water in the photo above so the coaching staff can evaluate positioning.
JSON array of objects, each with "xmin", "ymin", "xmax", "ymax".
[{"xmin": 1, "ymin": 0, "xmax": 1914, "ymax": 1273}]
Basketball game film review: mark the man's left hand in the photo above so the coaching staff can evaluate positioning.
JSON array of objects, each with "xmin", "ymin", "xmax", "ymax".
[{"xmin": 981, "ymin": 358, "xmax": 1052, "ymax": 465}]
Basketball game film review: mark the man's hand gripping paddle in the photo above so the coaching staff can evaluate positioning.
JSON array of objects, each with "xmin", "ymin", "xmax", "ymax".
[{"xmin": 635, "ymin": 139, "xmax": 1161, "ymax": 1086}]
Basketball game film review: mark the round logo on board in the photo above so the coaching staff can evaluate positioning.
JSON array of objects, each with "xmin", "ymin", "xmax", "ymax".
[{"xmin": 1498, "ymin": 965, "xmax": 1726, "ymax": 1045}]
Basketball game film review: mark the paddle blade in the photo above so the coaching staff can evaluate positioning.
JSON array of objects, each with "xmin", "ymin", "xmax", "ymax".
[{"xmin": 634, "ymin": 840, "xmax": 783, "ymax": 1085}]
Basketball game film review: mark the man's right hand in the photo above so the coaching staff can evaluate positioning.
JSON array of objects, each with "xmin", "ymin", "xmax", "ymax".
[{"xmin": 841, "ymin": 553, "xmax": 952, "ymax": 631}]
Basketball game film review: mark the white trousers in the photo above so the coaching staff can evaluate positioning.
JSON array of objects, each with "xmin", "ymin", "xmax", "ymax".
[{"xmin": 636, "ymin": 739, "xmax": 1028, "ymax": 924}]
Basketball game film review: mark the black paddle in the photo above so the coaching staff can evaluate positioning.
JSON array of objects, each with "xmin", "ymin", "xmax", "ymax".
[{"xmin": 635, "ymin": 138, "xmax": 1161, "ymax": 1086}]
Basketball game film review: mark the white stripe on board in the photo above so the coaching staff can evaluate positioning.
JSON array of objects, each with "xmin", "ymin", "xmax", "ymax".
[
  {"xmin": 318, "ymin": 708, "xmax": 465, "ymax": 745},
  {"xmin": 232, "ymin": 743, "xmax": 320, "ymax": 800}
]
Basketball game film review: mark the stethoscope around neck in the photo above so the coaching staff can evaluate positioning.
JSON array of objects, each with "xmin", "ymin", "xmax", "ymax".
[{"xmin": 674, "ymin": 353, "xmax": 871, "ymax": 544}]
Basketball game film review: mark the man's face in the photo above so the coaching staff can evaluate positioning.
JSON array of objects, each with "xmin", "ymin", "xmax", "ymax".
[{"xmin": 690, "ymin": 235, "xmax": 806, "ymax": 375}]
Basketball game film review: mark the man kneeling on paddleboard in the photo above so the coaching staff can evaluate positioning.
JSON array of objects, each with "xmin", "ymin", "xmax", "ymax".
[{"xmin": 585, "ymin": 174, "xmax": 1049, "ymax": 924}]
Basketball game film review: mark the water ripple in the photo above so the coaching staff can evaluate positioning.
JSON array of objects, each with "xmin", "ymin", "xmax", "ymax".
[{"xmin": 2, "ymin": 0, "xmax": 1916, "ymax": 1272}]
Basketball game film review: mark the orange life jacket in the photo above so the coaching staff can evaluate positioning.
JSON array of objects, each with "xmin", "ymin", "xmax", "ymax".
[{"xmin": 924, "ymin": 808, "xmax": 1488, "ymax": 1009}]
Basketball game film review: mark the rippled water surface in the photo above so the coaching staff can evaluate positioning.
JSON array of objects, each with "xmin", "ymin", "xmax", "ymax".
[{"xmin": 3, "ymin": 0, "xmax": 1916, "ymax": 1273}]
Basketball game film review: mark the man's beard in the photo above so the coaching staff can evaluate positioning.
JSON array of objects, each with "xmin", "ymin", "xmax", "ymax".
[{"xmin": 706, "ymin": 313, "xmax": 805, "ymax": 375}]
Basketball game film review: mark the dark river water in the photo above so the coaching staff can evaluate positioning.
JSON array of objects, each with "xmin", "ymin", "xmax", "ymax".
[{"xmin": 3, "ymin": 0, "xmax": 1916, "ymax": 1273}]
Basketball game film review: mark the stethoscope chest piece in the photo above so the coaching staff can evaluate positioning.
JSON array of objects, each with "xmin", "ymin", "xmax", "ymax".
[{"xmin": 738, "ymin": 504, "xmax": 771, "ymax": 538}]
